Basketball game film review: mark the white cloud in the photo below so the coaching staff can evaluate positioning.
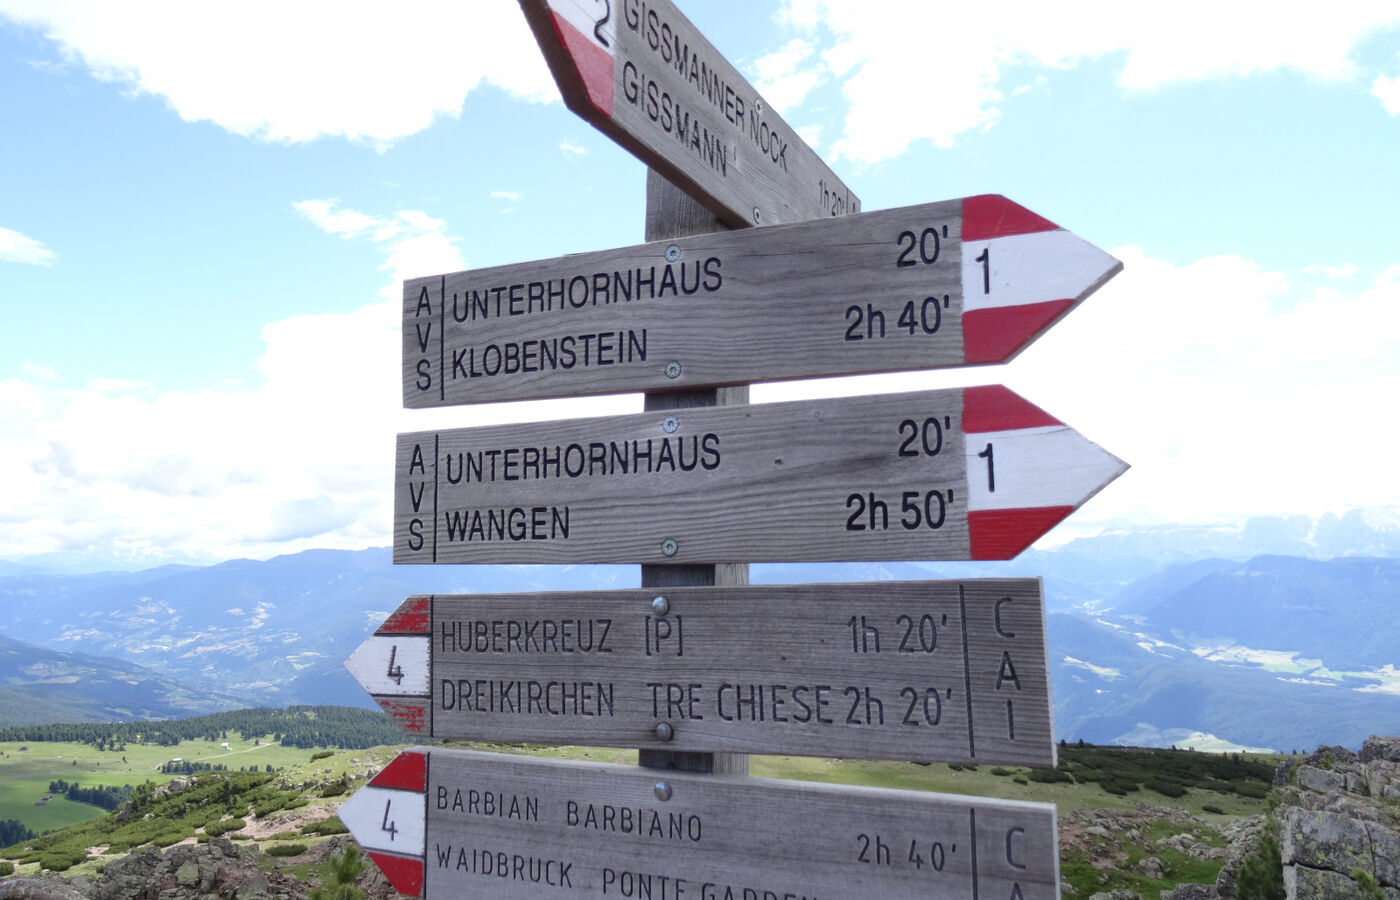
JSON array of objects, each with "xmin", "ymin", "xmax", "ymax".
[
  {"xmin": 0, "ymin": 0, "xmax": 558, "ymax": 146},
  {"xmin": 559, "ymin": 140, "xmax": 589, "ymax": 158},
  {"xmin": 753, "ymin": 38, "xmax": 825, "ymax": 116},
  {"xmin": 21, "ymin": 363, "xmax": 59, "ymax": 383},
  {"xmin": 0, "ymin": 225, "xmax": 56, "ymax": 265},
  {"xmin": 490, "ymin": 191, "xmax": 522, "ymax": 202},
  {"xmin": 1304, "ymin": 263, "xmax": 1359, "ymax": 280},
  {"xmin": 777, "ymin": 0, "xmax": 1400, "ymax": 163},
  {"xmin": 1374, "ymin": 73, "xmax": 1400, "ymax": 114},
  {"xmin": 0, "ymin": 202, "xmax": 630, "ymax": 562},
  {"xmin": 294, "ymin": 199, "xmax": 463, "ymax": 292}
]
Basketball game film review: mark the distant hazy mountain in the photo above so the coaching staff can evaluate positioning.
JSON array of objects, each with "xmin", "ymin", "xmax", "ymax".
[
  {"xmin": 0, "ymin": 632, "xmax": 241, "ymax": 724},
  {"xmin": 1, "ymin": 509, "xmax": 1397, "ymax": 747},
  {"xmin": 1058, "ymin": 507, "xmax": 1400, "ymax": 565}
]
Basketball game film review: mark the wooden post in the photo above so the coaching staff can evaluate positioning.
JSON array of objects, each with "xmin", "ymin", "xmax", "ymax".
[{"xmin": 639, "ymin": 168, "xmax": 748, "ymax": 777}]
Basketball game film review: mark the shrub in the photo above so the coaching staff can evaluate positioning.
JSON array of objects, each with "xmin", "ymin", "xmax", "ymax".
[
  {"xmin": 38, "ymin": 849, "xmax": 88, "ymax": 872},
  {"xmin": 265, "ymin": 842, "xmax": 308, "ymax": 857},
  {"xmin": 152, "ymin": 830, "xmax": 191, "ymax": 847},
  {"xmin": 0, "ymin": 861, "xmax": 13, "ymax": 876},
  {"xmin": 991, "ymin": 767, "xmax": 1014, "ymax": 776},
  {"xmin": 1028, "ymin": 767, "xmax": 1071, "ymax": 784},
  {"xmin": 310, "ymin": 751, "xmax": 335, "ymax": 762},
  {"xmin": 1146, "ymin": 778, "xmax": 1187, "ymax": 798},
  {"xmin": 302, "ymin": 817, "xmax": 349, "ymax": 836},
  {"xmin": 321, "ymin": 782, "xmax": 348, "ymax": 798},
  {"xmin": 1353, "ymin": 869, "xmax": 1386, "ymax": 900},
  {"xmin": 205, "ymin": 818, "xmax": 246, "ymax": 836},
  {"xmin": 1236, "ymin": 832, "xmax": 1284, "ymax": 900},
  {"xmin": 1013, "ymin": 776, "xmax": 1029, "ymax": 785},
  {"xmin": 1202, "ymin": 804, "xmax": 1225, "ymax": 815}
]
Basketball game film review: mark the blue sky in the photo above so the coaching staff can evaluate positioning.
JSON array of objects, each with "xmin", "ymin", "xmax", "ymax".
[{"xmin": 2, "ymin": 1, "xmax": 1398, "ymax": 566}]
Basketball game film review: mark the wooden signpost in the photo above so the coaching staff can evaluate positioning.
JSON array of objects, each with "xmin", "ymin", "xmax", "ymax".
[
  {"xmin": 353, "ymin": 2, "xmax": 1130, "ymax": 895},
  {"xmin": 403, "ymin": 194, "xmax": 1122, "ymax": 407},
  {"xmin": 518, "ymin": 0, "xmax": 859, "ymax": 228},
  {"xmin": 394, "ymin": 384, "xmax": 1127, "ymax": 564},
  {"xmin": 340, "ymin": 748, "xmax": 1060, "ymax": 900},
  {"xmin": 345, "ymin": 579, "xmax": 1053, "ymax": 765}
]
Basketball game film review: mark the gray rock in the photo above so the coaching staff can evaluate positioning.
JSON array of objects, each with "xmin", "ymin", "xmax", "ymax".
[
  {"xmin": 1136, "ymin": 856, "xmax": 1167, "ymax": 879},
  {"xmin": 1298, "ymin": 766, "xmax": 1348, "ymax": 794},
  {"xmin": 1160, "ymin": 885, "xmax": 1216, "ymax": 900},
  {"xmin": 1281, "ymin": 807, "xmax": 1374, "ymax": 876},
  {"xmin": 174, "ymin": 859, "xmax": 198, "ymax": 887},
  {"xmin": 1089, "ymin": 891, "xmax": 1142, "ymax": 900},
  {"xmin": 1369, "ymin": 822, "xmax": 1400, "ymax": 888},
  {"xmin": 1359, "ymin": 736, "xmax": 1400, "ymax": 764},
  {"xmin": 0, "ymin": 879, "xmax": 90, "ymax": 900},
  {"xmin": 1284, "ymin": 865, "xmax": 1368, "ymax": 900}
]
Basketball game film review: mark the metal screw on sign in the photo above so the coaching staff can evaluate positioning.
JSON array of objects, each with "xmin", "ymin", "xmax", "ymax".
[
  {"xmin": 752, "ymin": 207, "xmax": 761, "ymax": 224},
  {"xmin": 660, "ymin": 538, "xmax": 679, "ymax": 557},
  {"xmin": 665, "ymin": 244, "xmax": 681, "ymax": 261},
  {"xmin": 654, "ymin": 722, "xmax": 674, "ymax": 742},
  {"xmin": 662, "ymin": 415, "xmax": 679, "ymax": 433},
  {"xmin": 654, "ymin": 782, "xmax": 673, "ymax": 801},
  {"xmin": 664, "ymin": 361, "xmax": 682, "ymax": 380},
  {"xmin": 754, "ymin": 99, "xmax": 762, "ymax": 114},
  {"xmin": 651, "ymin": 596, "xmax": 670, "ymax": 616}
]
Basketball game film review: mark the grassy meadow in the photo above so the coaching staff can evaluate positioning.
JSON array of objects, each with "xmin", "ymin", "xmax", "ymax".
[{"xmin": 0, "ymin": 735, "xmax": 323, "ymax": 834}]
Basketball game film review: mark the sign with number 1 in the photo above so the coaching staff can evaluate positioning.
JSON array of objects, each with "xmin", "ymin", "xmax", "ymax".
[{"xmin": 404, "ymin": 194, "xmax": 1121, "ymax": 407}]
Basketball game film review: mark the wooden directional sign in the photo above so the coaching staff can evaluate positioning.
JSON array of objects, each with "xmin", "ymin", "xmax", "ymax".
[
  {"xmin": 346, "ymin": 580, "xmax": 1053, "ymax": 765},
  {"xmin": 394, "ymin": 384, "xmax": 1126, "ymax": 564},
  {"xmin": 404, "ymin": 194, "xmax": 1121, "ymax": 407},
  {"xmin": 518, "ymin": 0, "xmax": 858, "ymax": 228},
  {"xmin": 341, "ymin": 747, "xmax": 1059, "ymax": 900}
]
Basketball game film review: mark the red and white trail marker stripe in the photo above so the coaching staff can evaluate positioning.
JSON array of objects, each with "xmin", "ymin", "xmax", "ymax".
[
  {"xmin": 960, "ymin": 194, "xmax": 1120, "ymax": 364},
  {"xmin": 343, "ymin": 596, "xmax": 432, "ymax": 735},
  {"xmin": 962, "ymin": 385, "xmax": 1127, "ymax": 559},
  {"xmin": 338, "ymin": 750, "xmax": 428, "ymax": 898},
  {"xmin": 540, "ymin": 0, "xmax": 616, "ymax": 117}
]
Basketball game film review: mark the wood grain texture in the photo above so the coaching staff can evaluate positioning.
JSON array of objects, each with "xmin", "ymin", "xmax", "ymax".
[
  {"xmin": 417, "ymin": 748, "xmax": 1060, "ymax": 899},
  {"xmin": 518, "ymin": 0, "xmax": 859, "ymax": 229},
  {"xmin": 637, "ymin": 169, "xmax": 746, "ymax": 776},
  {"xmin": 358, "ymin": 580, "xmax": 1053, "ymax": 765},
  {"xmin": 395, "ymin": 388, "xmax": 973, "ymax": 565}
]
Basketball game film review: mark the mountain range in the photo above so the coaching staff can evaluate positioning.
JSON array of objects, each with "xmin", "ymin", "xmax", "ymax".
[{"xmin": 1, "ymin": 508, "xmax": 1397, "ymax": 752}]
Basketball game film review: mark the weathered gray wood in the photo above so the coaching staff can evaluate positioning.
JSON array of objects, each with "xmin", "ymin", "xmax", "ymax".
[
  {"xmin": 393, "ymin": 386, "xmax": 1128, "ymax": 564},
  {"xmin": 347, "ymin": 579, "xmax": 1054, "ymax": 765},
  {"xmin": 401, "ymin": 195, "xmax": 1122, "ymax": 407},
  {"xmin": 518, "ymin": 0, "xmax": 859, "ymax": 229},
  {"xmin": 637, "ymin": 168, "xmax": 746, "ymax": 777},
  {"xmin": 342, "ymin": 747, "xmax": 1060, "ymax": 900}
]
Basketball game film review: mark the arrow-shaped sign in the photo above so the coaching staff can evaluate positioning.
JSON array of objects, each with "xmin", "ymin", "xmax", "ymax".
[
  {"xmin": 518, "ymin": 0, "xmax": 858, "ymax": 228},
  {"xmin": 340, "ymin": 747, "xmax": 1059, "ymax": 899},
  {"xmin": 345, "ymin": 580, "xmax": 1054, "ymax": 765},
  {"xmin": 394, "ymin": 384, "xmax": 1126, "ymax": 564},
  {"xmin": 404, "ymin": 194, "xmax": 1122, "ymax": 407}
]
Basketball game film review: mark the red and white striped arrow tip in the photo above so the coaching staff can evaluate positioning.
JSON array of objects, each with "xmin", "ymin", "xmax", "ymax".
[
  {"xmin": 343, "ymin": 597, "xmax": 432, "ymax": 734},
  {"xmin": 959, "ymin": 194, "xmax": 1122, "ymax": 364},
  {"xmin": 542, "ymin": 0, "xmax": 616, "ymax": 116},
  {"xmin": 962, "ymin": 385, "xmax": 1127, "ymax": 559},
  {"xmin": 340, "ymin": 750, "xmax": 429, "ymax": 898}
]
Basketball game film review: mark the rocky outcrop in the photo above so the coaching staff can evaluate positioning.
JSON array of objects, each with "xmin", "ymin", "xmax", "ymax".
[
  {"xmin": 1273, "ymin": 736, "xmax": 1400, "ymax": 900},
  {"xmin": 0, "ymin": 836, "xmax": 400, "ymax": 900}
]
